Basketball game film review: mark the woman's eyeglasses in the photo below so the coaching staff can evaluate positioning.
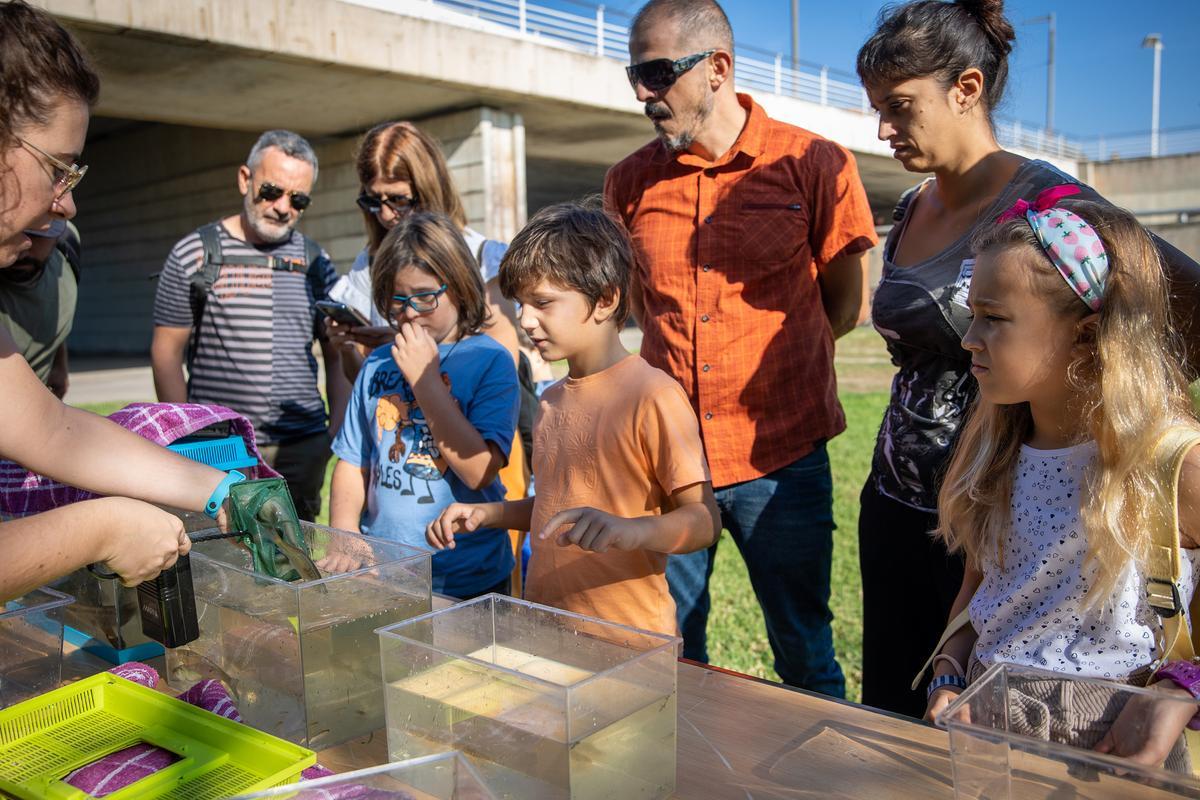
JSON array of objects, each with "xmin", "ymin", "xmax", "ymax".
[
  {"xmin": 253, "ymin": 180, "xmax": 312, "ymax": 211},
  {"xmin": 19, "ymin": 138, "xmax": 87, "ymax": 201},
  {"xmin": 625, "ymin": 49, "xmax": 716, "ymax": 93},
  {"xmin": 357, "ymin": 192, "xmax": 418, "ymax": 217},
  {"xmin": 388, "ymin": 284, "xmax": 448, "ymax": 325}
]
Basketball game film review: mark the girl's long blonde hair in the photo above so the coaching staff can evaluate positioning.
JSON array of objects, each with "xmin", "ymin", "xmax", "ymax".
[{"xmin": 937, "ymin": 198, "xmax": 1198, "ymax": 602}]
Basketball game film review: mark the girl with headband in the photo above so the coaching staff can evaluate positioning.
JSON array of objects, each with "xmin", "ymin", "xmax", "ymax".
[{"xmin": 924, "ymin": 189, "xmax": 1200, "ymax": 769}]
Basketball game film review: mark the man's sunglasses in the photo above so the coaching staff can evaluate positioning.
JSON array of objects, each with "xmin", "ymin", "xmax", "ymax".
[
  {"xmin": 388, "ymin": 284, "xmax": 448, "ymax": 325},
  {"xmin": 19, "ymin": 137, "xmax": 87, "ymax": 201},
  {"xmin": 357, "ymin": 192, "xmax": 418, "ymax": 216},
  {"xmin": 625, "ymin": 49, "xmax": 716, "ymax": 93},
  {"xmin": 253, "ymin": 180, "xmax": 312, "ymax": 211}
]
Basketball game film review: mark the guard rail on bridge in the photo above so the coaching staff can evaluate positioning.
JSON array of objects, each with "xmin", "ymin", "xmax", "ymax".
[
  {"xmin": 430, "ymin": 0, "xmax": 1086, "ymax": 158},
  {"xmin": 424, "ymin": 0, "xmax": 1196, "ymax": 163}
]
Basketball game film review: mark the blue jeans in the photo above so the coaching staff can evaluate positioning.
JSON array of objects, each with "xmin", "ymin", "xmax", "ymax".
[{"xmin": 667, "ymin": 444, "xmax": 845, "ymax": 698}]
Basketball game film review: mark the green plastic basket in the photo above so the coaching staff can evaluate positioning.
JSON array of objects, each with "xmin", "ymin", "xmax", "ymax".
[{"xmin": 0, "ymin": 673, "xmax": 316, "ymax": 800}]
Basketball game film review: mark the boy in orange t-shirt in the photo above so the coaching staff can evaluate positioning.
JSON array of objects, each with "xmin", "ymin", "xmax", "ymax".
[{"xmin": 426, "ymin": 200, "xmax": 720, "ymax": 634}]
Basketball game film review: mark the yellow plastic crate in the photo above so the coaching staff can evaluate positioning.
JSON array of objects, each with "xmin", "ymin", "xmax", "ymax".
[{"xmin": 0, "ymin": 673, "xmax": 315, "ymax": 800}]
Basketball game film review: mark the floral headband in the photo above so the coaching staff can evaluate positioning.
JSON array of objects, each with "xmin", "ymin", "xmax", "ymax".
[{"xmin": 995, "ymin": 184, "xmax": 1109, "ymax": 311}]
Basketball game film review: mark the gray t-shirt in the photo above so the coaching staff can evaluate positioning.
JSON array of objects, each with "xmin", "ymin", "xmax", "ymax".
[
  {"xmin": 153, "ymin": 222, "xmax": 338, "ymax": 444},
  {"xmin": 0, "ymin": 247, "xmax": 77, "ymax": 384},
  {"xmin": 868, "ymin": 160, "xmax": 1092, "ymax": 511}
]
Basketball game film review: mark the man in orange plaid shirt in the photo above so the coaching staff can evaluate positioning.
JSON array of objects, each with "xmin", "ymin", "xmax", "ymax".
[{"xmin": 605, "ymin": 0, "xmax": 877, "ymax": 696}]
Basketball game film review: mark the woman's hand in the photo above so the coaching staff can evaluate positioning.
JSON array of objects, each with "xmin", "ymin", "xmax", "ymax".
[
  {"xmin": 325, "ymin": 318, "xmax": 357, "ymax": 351},
  {"xmin": 97, "ymin": 498, "xmax": 191, "ymax": 587},
  {"xmin": 326, "ymin": 320, "xmax": 395, "ymax": 352},
  {"xmin": 349, "ymin": 325, "xmax": 396, "ymax": 349},
  {"xmin": 1094, "ymin": 681, "xmax": 1196, "ymax": 767}
]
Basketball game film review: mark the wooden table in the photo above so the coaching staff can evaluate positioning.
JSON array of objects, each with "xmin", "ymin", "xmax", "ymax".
[
  {"xmin": 318, "ymin": 661, "xmax": 959, "ymax": 800},
  {"xmin": 65, "ymin": 649, "xmax": 1181, "ymax": 798}
]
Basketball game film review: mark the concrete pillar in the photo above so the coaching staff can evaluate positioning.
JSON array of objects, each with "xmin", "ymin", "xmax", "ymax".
[{"xmin": 418, "ymin": 107, "xmax": 527, "ymax": 242}]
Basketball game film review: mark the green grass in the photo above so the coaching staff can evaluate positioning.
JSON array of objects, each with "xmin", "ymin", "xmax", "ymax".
[
  {"xmin": 74, "ymin": 328, "xmax": 893, "ymax": 701},
  {"xmin": 705, "ymin": 391, "xmax": 888, "ymax": 702}
]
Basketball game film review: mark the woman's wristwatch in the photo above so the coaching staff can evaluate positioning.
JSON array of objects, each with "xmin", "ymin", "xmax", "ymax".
[
  {"xmin": 1153, "ymin": 660, "xmax": 1200, "ymax": 730},
  {"xmin": 926, "ymin": 673, "xmax": 967, "ymax": 699}
]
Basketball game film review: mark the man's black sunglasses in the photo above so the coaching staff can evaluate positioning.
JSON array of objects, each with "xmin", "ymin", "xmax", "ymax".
[
  {"xmin": 255, "ymin": 180, "xmax": 312, "ymax": 211},
  {"xmin": 356, "ymin": 192, "xmax": 418, "ymax": 216},
  {"xmin": 625, "ymin": 49, "xmax": 716, "ymax": 93}
]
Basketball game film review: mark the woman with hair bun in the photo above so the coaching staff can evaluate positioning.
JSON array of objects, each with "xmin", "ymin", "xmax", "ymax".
[{"xmin": 855, "ymin": 0, "xmax": 1200, "ymax": 718}]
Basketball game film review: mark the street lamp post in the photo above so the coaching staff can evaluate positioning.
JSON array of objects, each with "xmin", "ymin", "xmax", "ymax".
[
  {"xmin": 1022, "ymin": 14, "xmax": 1056, "ymax": 134},
  {"xmin": 1142, "ymin": 33, "xmax": 1163, "ymax": 157},
  {"xmin": 790, "ymin": 0, "xmax": 799, "ymax": 72}
]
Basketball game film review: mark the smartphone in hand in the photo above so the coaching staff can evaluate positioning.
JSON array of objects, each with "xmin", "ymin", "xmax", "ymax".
[{"xmin": 316, "ymin": 300, "xmax": 371, "ymax": 327}]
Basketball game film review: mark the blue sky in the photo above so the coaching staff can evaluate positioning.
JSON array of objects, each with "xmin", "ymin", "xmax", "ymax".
[{"xmin": 602, "ymin": 0, "xmax": 1200, "ymax": 139}]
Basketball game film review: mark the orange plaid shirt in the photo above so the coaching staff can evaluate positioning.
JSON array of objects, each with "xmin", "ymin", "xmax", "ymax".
[{"xmin": 604, "ymin": 94, "xmax": 877, "ymax": 487}]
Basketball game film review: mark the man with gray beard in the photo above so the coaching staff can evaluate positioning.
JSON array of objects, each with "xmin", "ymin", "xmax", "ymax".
[
  {"xmin": 604, "ymin": 0, "xmax": 877, "ymax": 697},
  {"xmin": 151, "ymin": 130, "xmax": 349, "ymax": 520}
]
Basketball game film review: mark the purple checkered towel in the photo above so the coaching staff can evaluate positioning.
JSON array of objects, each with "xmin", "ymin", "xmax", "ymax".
[{"xmin": 0, "ymin": 402, "xmax": 278, "ymax": 518}]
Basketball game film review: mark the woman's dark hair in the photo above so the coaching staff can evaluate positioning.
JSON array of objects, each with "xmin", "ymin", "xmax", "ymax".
[
  {"xmin": 856, "ymin": 0, "xmax": 1015, "ymax": 120},
  {"xmin": 0, "ymin": 1, "xmax": 100, "ymax": 147},
  {"xmin": 371, "ymin": 211, "xmax": 489, "ymax": 339}
]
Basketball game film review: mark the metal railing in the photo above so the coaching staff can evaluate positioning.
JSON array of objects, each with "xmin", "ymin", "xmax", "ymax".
[
  {"xmin": 1078, "ymin": 127, "xmax": 1200, "ymax": 161},
  {"xmin": 423, "ymin": 0, "xmax": 1198, "ymax": 163}
]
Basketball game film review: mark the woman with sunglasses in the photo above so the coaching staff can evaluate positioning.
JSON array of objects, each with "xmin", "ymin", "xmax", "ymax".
[
  {"xmin": 0, "ymin": 1, "xmax": 234, "ymax": 599},
  {"xmin": 326, "ymin": 121, "xmax": 521, "ymax": 380}
]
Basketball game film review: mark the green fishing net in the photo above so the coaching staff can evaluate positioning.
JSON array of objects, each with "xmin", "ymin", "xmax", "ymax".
[{"xmin": 228, "ymin": 478, "xmax": 322, "ymax": 582}]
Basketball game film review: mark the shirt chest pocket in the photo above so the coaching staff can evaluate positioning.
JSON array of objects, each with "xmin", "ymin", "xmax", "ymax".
[{"xmin": 727, "ymin": 196, "xmax": 809, "ymax": 266}]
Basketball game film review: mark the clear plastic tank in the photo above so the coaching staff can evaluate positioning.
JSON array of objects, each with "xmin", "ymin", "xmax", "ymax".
[
  {"xmin": 0, "ymin": 586, "xmax": 73, "ymax": 708},
  {"xmin": 166, "ymin": 522, "xmax": 432, "ymax": 749},
  {"xmin": 378, "ymin": 595, "xmax": 680, "ymax": 800},
  {"xmin": 938, "ymin": 662, "xmax": 1200, "ymax": 798}
]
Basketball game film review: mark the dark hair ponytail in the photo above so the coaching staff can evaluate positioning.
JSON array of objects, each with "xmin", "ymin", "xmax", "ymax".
[
  {"xmin": 0, "ymin": 1, "xmax": 99, "ymax": 147},
  {"xmin": 856, "ymin": 0, "xmax": 1016, "ymax": 122}
]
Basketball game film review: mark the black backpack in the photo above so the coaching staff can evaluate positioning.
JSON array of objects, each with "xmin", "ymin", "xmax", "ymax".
[{"xmin": 187, "ymin": 222, "xmax": 324, "ymax": 367}]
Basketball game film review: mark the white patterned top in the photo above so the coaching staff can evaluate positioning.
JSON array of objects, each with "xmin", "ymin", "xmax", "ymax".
[{"xmin": 970, "ymin": 441, "xmax": 1200, "ymax": 679}]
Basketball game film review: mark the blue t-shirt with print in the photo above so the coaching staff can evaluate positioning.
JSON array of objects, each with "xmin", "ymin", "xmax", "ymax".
[{"xmin": 333, "ymin": 335, "xmax": 518, "ymax": 596}]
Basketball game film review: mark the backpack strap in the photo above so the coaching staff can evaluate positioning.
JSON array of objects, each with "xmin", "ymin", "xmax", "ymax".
[
  {"xmin": 186, "ymin": 224, "xmax": 326, "ymax": 364},
  {"xmin": 186, "ymin": 223, "xmax": 225, "ymax": 370},
  {"xmin": 301, "ymin": 234, "xmax": 326, "ymax": 304},
  {"xmin": 1146, "ymin": 426, "xmax": 1200, "ymax": 668}
]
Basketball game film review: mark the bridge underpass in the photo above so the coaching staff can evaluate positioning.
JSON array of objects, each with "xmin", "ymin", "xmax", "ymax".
[{"xmin": 37, "ymin": 0, "xmax": 1077, "ymax": 354}]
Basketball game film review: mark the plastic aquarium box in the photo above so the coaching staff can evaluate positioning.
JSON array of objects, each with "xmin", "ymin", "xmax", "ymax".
[
  {"xmin": 165, "ymin": 522, "xmax": 432, "ymax": 750},
  {"xmin": 0, "ymin": 672, "xmax": 314, "ymax": 800},
  {"xmin": 229, "ymin": 751, "xmax": 497, "ymax": 799},
  {"xmin": 52, "ymin": 568, "xmax": 164, "ymax": 664},
  {"xmin": 937, "ymin": 662, "xmax": 1200, "ymax": 799},
  {"xmin": 0, "ymin": 587, "xmax": 73, "ymax": 709},
  {"xmin": 378, "ymin": 594, "xmax": 680, "ymax": 800}
]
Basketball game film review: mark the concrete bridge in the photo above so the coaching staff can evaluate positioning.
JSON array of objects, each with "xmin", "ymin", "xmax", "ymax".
[{"xmin": 39, "ymin": 0, "xmax": 1079, "ymax": 354}]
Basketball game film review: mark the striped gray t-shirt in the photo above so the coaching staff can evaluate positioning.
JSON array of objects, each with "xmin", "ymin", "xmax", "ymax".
[{"xmin": 153, "ymin": 222, "xmax": 338, "ymax": 444}]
